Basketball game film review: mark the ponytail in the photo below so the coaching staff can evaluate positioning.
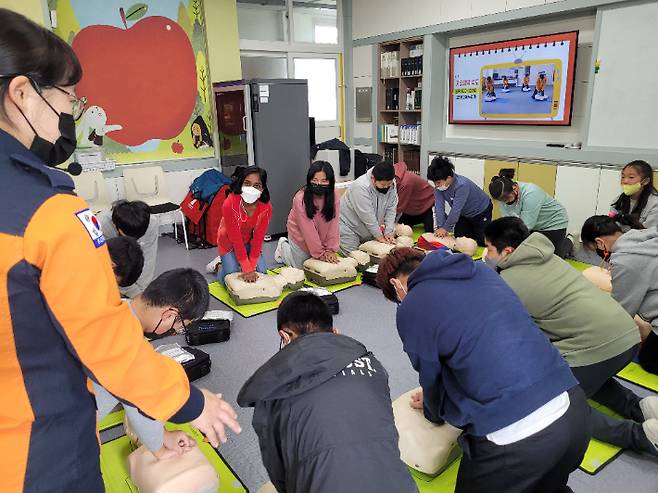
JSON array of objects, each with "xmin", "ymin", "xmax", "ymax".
[
  {"xmin": 489, "ymin": 169, "xmax": 516, "ymax": 200},
  {"xmin": 581, "ymin": 213, "xmax": 645, "ymax": 245}
]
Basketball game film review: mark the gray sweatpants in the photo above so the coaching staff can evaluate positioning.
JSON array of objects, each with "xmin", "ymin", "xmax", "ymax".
[{"xmin": 280, "ymin": 238, "xmax": 311, "ymax": 269}]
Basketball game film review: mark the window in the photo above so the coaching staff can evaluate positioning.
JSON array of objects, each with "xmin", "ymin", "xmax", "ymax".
[
  {"xmin": 293, "ymin": 57, "xmax": 337, "ymax": 122},
  {"xmin": 293, "ymin": 0, "xmax": 337, "ymax": 44},
  {"xmin": 237, "ymin": 0, "xmax": 288, "ymax": 42},
  {"xmin": 241, "ymin": 55, "xmax": 288, "ymax": 79}
]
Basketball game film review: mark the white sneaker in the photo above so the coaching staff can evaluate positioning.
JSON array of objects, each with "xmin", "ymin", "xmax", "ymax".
[
  {"xmin": 642, "ymin": 419, "xmax": 658, "ymax": 454},
  {"xmin": 205, "ymin": 255, "xmax": 222, "ymax": 274},
  {"xmin": 274, "ymin": 237, "xmax": 287, "ymax": 264},
  {"xmin": 640, "ymin": 396, "xmax": 658, "ymax": 421}
]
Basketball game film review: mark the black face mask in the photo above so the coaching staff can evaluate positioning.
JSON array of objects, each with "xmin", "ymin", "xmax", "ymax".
[
  {"xmin": 376, "ymin": 186, "xmax": 390, "ymax": 194},
  {"xmin": 595, "ymin": 247, "xmax": 611, "ymax": 262},
  {"xmin": 17, "ymin": 93, "xmax": 77, "ymax": 167},
  {"xmin": 505, "ymin": 193, "xmax": 518, "ymax": 206},
  {"xmin": 309, "ymin": 183, "xmax": 330, "ymax": 195},
  {"xmin": 144, "ymin": 317, "xmax": 177, "ymax": 341}
]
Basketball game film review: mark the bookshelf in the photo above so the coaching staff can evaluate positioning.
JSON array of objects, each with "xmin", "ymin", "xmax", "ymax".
[{"xmin": 378, "ymin": 37, "xmax": 424, "ymax": 175}]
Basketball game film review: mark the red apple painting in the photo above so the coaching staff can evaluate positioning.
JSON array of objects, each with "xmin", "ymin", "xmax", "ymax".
[
  {"xmin": 171, "ymin": 141, "xmax": 184, "ymax": 154},
  {"xmin": 72, "ymin": 9, "xmax": 197, "ymax": 146}
]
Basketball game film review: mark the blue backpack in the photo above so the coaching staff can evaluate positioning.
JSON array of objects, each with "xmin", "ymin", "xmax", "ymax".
[{"xmin": 190, "ymin": 169, "xmax": 231, "ymax": 203}]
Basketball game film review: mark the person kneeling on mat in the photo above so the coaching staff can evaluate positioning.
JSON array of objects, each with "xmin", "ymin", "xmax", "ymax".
[
  {"xmin": 216, "ymin": 167, "xmax": 272, "ymax": 285},
  {"xmin": 95, "ymin": 269, "xmax": 231, "ymax": 459},
  {"xmin": 377, "ymin": 247, "xmax": 590, "ymax": 493},
  {"xmin": 339, "ymin": 161, "xmax": 398, "ymax": 254},
  {"xmin": 581, "ymin": 214, "xmax": 658, "ymax": 379},
  {"xmin": 394, "ymin": 161, "xmax": 436, "ymax": 233},
  {"xmin": 489, "ymin": 170, "xmax": 571, "ymax": 257},
  {"xmin": 485, "ymin": 217, "xmax": 658, "ymax": 458},
  {"xmin": 275, "ymin": 161, "xmax": 341, "ymax": 268},
  {"xmin": 238, "ymin": 292, "xmax": 418, "ymax": 493}
]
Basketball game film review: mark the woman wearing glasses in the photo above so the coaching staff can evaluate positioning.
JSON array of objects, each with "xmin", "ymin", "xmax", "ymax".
[
  {"xmin": 0, "ymin": 10, "xmax": 240, "ymax": 493},
  {"xmin": 216, "ymin": 166, "xmax": 273, "ymax": 285}
]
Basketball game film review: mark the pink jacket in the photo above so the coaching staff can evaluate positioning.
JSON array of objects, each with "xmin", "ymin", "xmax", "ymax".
[{"xmin": 286, "ymin": 189, "xmax": 340, "ymax": 258}]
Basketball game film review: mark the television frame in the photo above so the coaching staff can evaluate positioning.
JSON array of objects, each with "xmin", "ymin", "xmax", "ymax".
[{"xmin": 448, "ymin": 31, "xmax": 579, "ymax": 126}]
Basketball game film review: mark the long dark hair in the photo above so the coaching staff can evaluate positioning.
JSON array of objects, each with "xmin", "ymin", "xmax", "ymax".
[
  {"xmin": 581, "ymin": 213, "xmax": 645, "ymax": 247},
  {"xmin": 0, "ymin": 9, "xmax": 82, "ymax": 118},
  {"xmin": 611, "ymin": 160, "xmax": 658, "ymax": 217},
  {"xmin": 229, "ymin": 166, "xmax": 270, "ymax": 203},
  {"xmin": 303, "ymin": 161, "xmax": 335, "ymax": 221},
  {"xmin": 489, "ymin": 169, "xmax": 517, "ymax": 200}
]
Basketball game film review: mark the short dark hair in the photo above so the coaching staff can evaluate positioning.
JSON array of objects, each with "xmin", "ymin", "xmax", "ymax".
[
  {"xmin": 142, "ymin": 268, "xmax": 209, "ymax": 321},
  {"xmin": 372, "ymin": 161, "xmax": 395, "ymax": 181},
  {"xmin": 111, "ymin": 200, "xmax": 151, "ymax": 239},
  {"xmin": 277, "ymin": 291, "xmax": 333, "ymax": 335},
  {"xmin": 107, "ymin": 236, "xmax": 144, "ymax": 287},
  {"xmin": 229, "ymin": 166, "xmax": 271, "ymax": 203},
  {"xmin": 376, "ymin": 247, "xmax": 425, "ymax": 302},
  {"xmin": 427, "ymin": 156, "xmax": 455, "ymax": 182},
  {"xmin": 580, "ymin": 214, "xmax": 645, "ymax": 248},
  {"xmin": 489, "ymin": 169, "xmax": 517, "ymax": 200},
  {"xmin": 484, "ymin": 217, "xmax": 530, "ymax": 253},
  {"xmin": 0, "ymin": 9, "xmax": 82, "ymax": 118}
]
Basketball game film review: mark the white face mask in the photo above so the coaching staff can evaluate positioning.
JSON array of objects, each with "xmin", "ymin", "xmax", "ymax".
[
  {"xmin": 241, "ymin": 186, "xmax": 262, "ymax": 204},
  {"xmin": 436, "ymin": 185, "xmax": 449, "ymax": 192}
]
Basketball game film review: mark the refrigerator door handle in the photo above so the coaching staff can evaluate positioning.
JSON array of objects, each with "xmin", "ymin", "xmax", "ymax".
[{"xmin": 242, "ymin": 115, "xmax": 248, "ymax": 132}]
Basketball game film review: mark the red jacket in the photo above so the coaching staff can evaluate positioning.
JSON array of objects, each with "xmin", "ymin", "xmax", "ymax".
[
  {"xmin": 394, "ymin": 162, "xmax": 435, "ymax": 216},
  {"xmin": 217, "ymin": 193, "xmax": 272, "ymax": 272}
]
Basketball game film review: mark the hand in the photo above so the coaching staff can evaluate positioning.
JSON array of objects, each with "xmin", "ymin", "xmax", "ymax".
[
  {"xmin": 191, "ymin": 389, "xmax": 242, "ymax": 448},
  {"xmin": 240, "ymin": 271, "xmax": 258, "ymax": 283},
  {"xmin": 434, "ymin": 228, "xmax": 448, "ymax": 238},
  {"xmin": 384, "ymin": 234, "xmax": 396, "ymax": 244},
  {"xmin": 152, "ymin": 430, "xmax": 196, "ymax": 460},
  {"xmin": 410, "ymin": 390, "xmax": 423, "ymax": 410},
  {"xmin": 320, "ymin": 251, "xmax": 339, "ymax": 263}
]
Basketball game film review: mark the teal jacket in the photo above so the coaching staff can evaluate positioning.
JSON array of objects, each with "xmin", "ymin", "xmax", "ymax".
[
  {"xmin": 499, "ymin": 182, "xmax": 568, "ymax": 232},
  {"xmin": 497, "ymin": 232, "xmax": 639, "ymax": 367}
]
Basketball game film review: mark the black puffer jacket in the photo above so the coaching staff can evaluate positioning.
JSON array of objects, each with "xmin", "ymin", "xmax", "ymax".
[{"xmin": 238, "ymin": 333, "xmax": 417, "ymax": 493}]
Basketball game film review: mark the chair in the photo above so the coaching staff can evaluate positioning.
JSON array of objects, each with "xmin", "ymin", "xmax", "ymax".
[
  {"xmin": 72, "ymin": 171, "xmax": 113, "ymax": 214},
  {"xmin": 122, "ymin": 166, "xmax": 188, "ymax": 249}
]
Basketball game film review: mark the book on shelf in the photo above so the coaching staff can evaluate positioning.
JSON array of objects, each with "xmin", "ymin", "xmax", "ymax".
[
  {"xmin": 385, "ymin": 88, "xmax": 399, "ymax": 110},
  {"xmin": 379, "ymin": 124, "xmax": 399, "ymax": 144},
  {"xmin": 398, "ymin": 124, "xmax": 422, "ymax": 146}
]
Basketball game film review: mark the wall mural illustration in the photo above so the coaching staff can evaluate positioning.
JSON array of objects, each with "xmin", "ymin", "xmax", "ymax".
[{"xmin": 49, "ymin": 0, "xmax": 215, "ymax": 164}]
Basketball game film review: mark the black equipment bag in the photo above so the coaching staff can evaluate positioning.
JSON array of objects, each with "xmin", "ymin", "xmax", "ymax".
[
  {"xmin": 299, "ymin": 287, "xmax": 339, "ymax": 315},
  {"xmin": 363, "ymin": 264, "xmax": 379, "ymax": 287},
  {"xmin": 182, "ymin": 346, "xmax": 212, "ymax": 382},
  {"xmin": 185, "ymin": 319, "xmax": 231, "ymax": 346}
]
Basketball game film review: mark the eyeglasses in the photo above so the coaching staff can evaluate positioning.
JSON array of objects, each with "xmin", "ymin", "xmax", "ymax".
[
  {"xmin": 0, "ymin": 74, "xmax": 87, "ymax": 121},
  {"xmin": 154, "ymin": 313, "xmax": 189, "ymax": 338}
]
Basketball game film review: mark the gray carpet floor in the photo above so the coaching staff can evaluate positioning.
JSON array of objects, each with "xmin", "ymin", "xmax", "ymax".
[{"xmin": 152, "ymin": 235, "xmax": 657, "ymax": 492}]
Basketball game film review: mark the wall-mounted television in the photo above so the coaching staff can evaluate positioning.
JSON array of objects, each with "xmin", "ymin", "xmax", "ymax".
[{"xmin": 448, "ymin": 31, "xmax": 578, "ymax": 125}]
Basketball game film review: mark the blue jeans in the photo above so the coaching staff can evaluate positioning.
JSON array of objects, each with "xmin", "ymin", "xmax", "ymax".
[{"xmin": 217, "ymin": 246, "xmax": 267, "ymax": 285}]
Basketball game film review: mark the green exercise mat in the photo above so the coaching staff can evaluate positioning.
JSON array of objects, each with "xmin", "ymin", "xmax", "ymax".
[
  {"xmin": 410, "ymin": 458, "xmax": 460, "ymax": 493},
  {"xmin": 412, "ymin": 225, "xmax": 425, "ymax": 243},
  {"xmin": 579, "ymin": 400, "xmax": 623, "ymax": 475},
  {"xmin": 617, "ymin": 362, "xmax": 658, "ymax": 393},
  {"xmin": 566, "ymin": 259, "xmax": 594, "ymax": 272},
  {"xmin": 208, "ymin": 280, "xmax": 293, "ymax": 318},
  {"xmin": 100, "ymin": 421, "xmax": 248, "ymax": 493},
  {"xmin": 270, "ymin": 267, "xmax": 363, "ymax": 293}
]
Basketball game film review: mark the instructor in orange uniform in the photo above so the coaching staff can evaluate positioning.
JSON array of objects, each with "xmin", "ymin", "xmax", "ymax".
[{"xmin": 0, "ymin": 9, "xmax": 240, "ymax": 493}]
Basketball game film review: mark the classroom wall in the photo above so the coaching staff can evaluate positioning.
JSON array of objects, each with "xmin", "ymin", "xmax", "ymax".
[
  {"xmin": 352, "ymin": 0, "xmax": 564, "ymax": 40},
  {"xmin": 3, "ymin": 0, "xmax": 48, "ymax": 25},
  {"xmin": 205, "ymin": 0, "xmax": 242, "ymax": 82}
]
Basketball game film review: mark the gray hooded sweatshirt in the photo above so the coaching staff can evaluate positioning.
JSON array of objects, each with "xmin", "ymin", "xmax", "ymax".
[
  {"xmin": 339, "ymin": 168, "xmax": 398, "ymax": 252},
  {"xmin": 611, "ymin": 228, "xmax": 658, "ymax": 333}
]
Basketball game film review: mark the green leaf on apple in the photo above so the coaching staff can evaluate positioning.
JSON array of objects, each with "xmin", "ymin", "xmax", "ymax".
[{"xmin": 125, "ymin": 3, "xmax": 148, "ymax": 22}]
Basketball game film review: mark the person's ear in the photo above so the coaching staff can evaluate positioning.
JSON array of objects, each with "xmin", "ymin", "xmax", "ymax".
[
  {"xmin": 641, "ymin": 177, "xmax": 650, "ymax": 187},
  {"xmin": 504, "ymin": 246, "xmax": 515, "ymax": 256},
  {"xmin": 278, "ymin": 329, "xmax": 291, "ymax": 345},
  {"xmin": 6, "ymin": 76, "xmax": 34, "ymax": 108},
  {"xmin": 595, "ymin": 238, "xmax": 606, "ymax": 250}
]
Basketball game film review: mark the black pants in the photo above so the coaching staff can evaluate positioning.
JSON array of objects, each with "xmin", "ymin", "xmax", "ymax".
[
  {"xmin": 454, "ymin": 202, "xmax": 493, "ymax": 247},
  {"xmin": 570, "ymin": 345, "xmax": 655, "ymax": 455},
  {"xmin": 535, "ymin": 228, "xmax": 570, "ymax": 258},
  {"xmin": 639, "ymin": 331, "xmax": 658, "ymax": 375},
  {"xmin": 455, "ymin": 386, "xmax": 590, "ymax": 493},
  {"xmin": 399, "ymin": 206, "xmax": 434, "ymax": 233}
]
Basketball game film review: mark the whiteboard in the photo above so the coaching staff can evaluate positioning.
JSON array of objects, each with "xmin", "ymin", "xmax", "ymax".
[{"xmin": 588, "ymin": 2, "xmax": 658, "ymax": 149}]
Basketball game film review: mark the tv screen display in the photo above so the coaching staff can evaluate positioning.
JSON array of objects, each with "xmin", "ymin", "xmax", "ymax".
[{"xmin": 449, "ymin": 31, "xmax": 578, "ymax": 125}]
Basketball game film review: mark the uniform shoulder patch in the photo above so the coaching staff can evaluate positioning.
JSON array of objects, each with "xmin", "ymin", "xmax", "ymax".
[{"xmin": 75, "ymin": 209, "xmax": 106, "ymax": 248}]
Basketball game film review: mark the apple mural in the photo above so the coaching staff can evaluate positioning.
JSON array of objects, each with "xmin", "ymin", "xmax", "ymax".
[
  {"xmin": 72, "ymin": 10, "xmax": 197, "ymax": 147},
  {"xmin": 171, "ymin": 141, "xmax": 183, "ymax": 154}
]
